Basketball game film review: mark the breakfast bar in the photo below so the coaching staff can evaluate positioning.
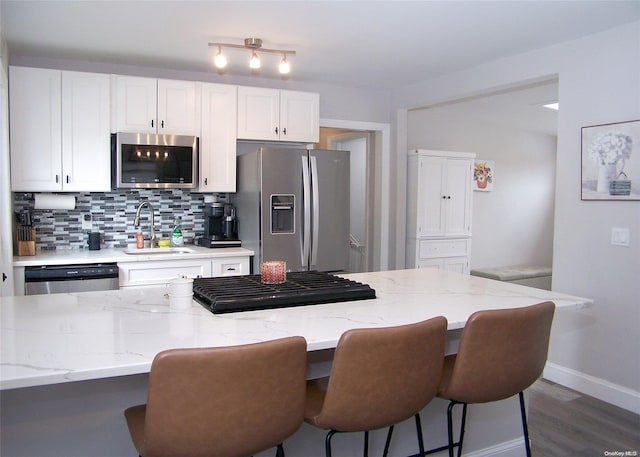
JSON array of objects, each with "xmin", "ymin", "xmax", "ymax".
[{"xmin": 0, "ymin": 268, "xmax": 592, "ymax": 457}]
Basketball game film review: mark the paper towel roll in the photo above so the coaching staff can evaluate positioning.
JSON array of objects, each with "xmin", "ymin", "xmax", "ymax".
[{"xmin": 34, "ymin": 193, "xmax": 76, "ymax": 210}]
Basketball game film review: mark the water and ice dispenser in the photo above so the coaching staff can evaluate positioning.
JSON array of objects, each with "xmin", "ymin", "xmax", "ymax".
[{"xmin": 271, "ymin": 195, "xmax": 295, "ymax": 234}]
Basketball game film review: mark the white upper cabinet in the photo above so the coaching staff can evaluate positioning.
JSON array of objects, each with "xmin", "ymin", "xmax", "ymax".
[
  {"xmin": 9, "ymin": 67, "xmax": 111, "ymax": 192},
  {"xmin": 61, "ymin": 71, "xmax": 111, "ymax": 191},
  {"xmin": 115, "ymin": 76, "xmax": 199, "ymax": 135},
  {"xmin": 199, "ymin": 83, "xmax": 237, "ymax": 192},
  {"xmin": 237, "ymin": 87, "xmax": 319, "ymax": 142}
]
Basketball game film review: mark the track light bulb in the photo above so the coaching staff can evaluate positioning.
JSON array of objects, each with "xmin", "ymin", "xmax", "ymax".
[
  {"xmin": 214, "ymin": 46, "xmax": 227, "ymax": 68},
  {"xmin": 279, "ymin": 55, "xmax": 290, "ymax": 74},
  {"xmin": 249, "ymin": 51, "xmax": 261, "ymax": 69}
]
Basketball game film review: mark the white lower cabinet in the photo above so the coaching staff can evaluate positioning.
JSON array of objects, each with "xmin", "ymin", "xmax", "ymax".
[
  {"xmin": 118, "ymin": 256, "xmax": 250, "ymax": 288},
  {"xmin": 407, "ymin": 238, "xmax": 471, "ymax": 275},
  {"xmin": 118, "ymin": 259, "xmax": 212, "ymax": 288},
  {"xmin": 417, "ymin": 257, "xmax": 469, "ymax": 275},
  {"xmin": 211, "ymin": 257, "xmax": 250, "ymax": 277}
]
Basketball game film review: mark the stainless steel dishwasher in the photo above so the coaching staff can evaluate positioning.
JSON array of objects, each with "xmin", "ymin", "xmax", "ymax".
[{"xmin": 24, "ymin": 263, "xmax": 119, "ymax": 295}]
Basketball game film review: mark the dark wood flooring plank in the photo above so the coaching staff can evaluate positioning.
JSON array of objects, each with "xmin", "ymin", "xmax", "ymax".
[{"xmin": 529, "ymin": 379, "xmax": 640, "ymax": 457}]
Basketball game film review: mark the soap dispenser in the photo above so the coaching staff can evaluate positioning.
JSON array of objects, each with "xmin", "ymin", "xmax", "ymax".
[{"xmin": 171, "ymin": 217, "xmax": 184, "ymax": 247}]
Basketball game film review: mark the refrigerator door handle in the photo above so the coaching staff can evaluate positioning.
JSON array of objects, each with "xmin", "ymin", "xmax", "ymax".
[
  {"xmin": 310, "ymin": 155, "xmax": 320, "ymax": 267},
  {"xmin": 302, "ymin": 155, "xmax": 311, "ymax": 267}
]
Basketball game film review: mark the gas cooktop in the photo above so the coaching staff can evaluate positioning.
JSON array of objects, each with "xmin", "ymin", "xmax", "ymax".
[{"xmin": 193, "ymin": 271, "xmax": 376, "ymax": 314}]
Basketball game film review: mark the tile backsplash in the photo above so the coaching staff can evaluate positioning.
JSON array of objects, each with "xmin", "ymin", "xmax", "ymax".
[{"xmin": 13, "ymin": 189, "xmax": 221, "ymax": 251}]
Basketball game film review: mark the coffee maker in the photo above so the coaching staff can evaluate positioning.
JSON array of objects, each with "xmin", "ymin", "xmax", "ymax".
[{"xmin": 197, "ymin": 202, "xmax": 241, "ymax": 248}]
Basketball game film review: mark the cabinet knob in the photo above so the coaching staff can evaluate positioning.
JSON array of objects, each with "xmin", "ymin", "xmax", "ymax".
[
  {"xmin": 151, "ymin": 120, "xmax": 154, "ymax": 128},
  {"xmin": 55, "ymin": 175, "xmax": 60, "ymax": 184},
  {"xmin": 66, "ymin": 175, "xmax": 70, "ymax": 184},
  {"xmin": 283, "ymin": 127, "xmax": 287, "ymax": 135},
  {"xmin": 204, "ymin": 177, "xmax": 208, "ymax": 186},
  {"xmin": 161, "ymin": 120, "xmax": 164, "ymax": 128},
  {"xmin": 274, "ymin": 127, "xmax": 279, "ymax": 134}
]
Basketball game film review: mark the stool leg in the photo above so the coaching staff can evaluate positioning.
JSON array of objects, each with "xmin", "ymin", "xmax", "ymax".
[
  {"xmin": 363, "ymin": 430, "xmax": 369, "ymax": 457},
  {"xmin": 383, "ymin": 425, "xmax": 394, "ymax": 457},
  {"xmin": 325, "ymin": 430, "xmax": 337, "ymax": 457},
  {"xmin": 519, "ymin": 391, "xmax": 532, "ymax": 457},
  {"xmin": 446, "ymin": 401, "xmax": 456, "ymax": 457},
  {"xmin": 415, "ymin": 413, "xmax": 426, "ymax": 457},
  {"xmin": 457, "ymin": 403, "xmax": 467, "ymax": 457},
  {"xmin": 276, "ymin": 443, "xmax": 285, "ymax": 457},
  {"xmin": 447, "ymin": 401, "xmax": 468, "ymax": 457}
]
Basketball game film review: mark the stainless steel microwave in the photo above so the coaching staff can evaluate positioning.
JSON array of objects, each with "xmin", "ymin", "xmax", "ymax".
[{"xmin": 112, "ymin": 132, "xmax": 199, "ymax": 189}]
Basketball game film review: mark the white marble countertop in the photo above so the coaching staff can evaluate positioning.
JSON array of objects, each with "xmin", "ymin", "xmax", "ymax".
[
  {"xmin": 13, "ymin": 245, "xmax": 254, "ymax": 266},
  {"xmin": 0, "ymin": 268, "xmax": 592, "ymax": 390}
]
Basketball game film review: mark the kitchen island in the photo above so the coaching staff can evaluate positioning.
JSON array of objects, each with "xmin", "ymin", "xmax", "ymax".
[{"xmin": 1, "ymin": 268, "xmax": 591, "ymax": 457}]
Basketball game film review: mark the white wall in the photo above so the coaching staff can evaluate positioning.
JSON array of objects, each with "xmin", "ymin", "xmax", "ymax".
[
  {"xmin": 407, "ymin": 104, "xmax": 557, "ymax": 269},
  {"xmin": 394, "ymin": 21, "xmax": 640, "ymax": 412}
]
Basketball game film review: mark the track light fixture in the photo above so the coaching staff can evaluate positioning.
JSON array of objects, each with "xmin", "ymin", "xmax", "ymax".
[{"xmin": 208, "ymin": 38, "xmax": 296, "ymax": 75}]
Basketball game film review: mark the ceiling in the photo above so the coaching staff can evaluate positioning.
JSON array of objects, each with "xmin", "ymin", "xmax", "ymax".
[{"xmin": 2, "ymin": 1, "xmax": 639, "ymax": 91}]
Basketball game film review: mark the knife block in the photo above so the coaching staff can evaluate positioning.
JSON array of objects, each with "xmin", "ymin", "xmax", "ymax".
[{"xmin": 16, "ymin": 228, "xmax": 36, "ymax": 256}]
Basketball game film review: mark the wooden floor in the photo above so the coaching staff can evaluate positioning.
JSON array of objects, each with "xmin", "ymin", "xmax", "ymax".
[{"xmin": 528, "ymin": 379, "xmax": 640, "ymax": 457}]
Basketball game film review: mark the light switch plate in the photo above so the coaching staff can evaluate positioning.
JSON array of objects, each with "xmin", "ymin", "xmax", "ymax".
[
  {"xmin": 611, "ymin": 227, "xmax": 630, "ymax": 246},
  {"xmin": 82, "ymin": 213, "xmax": 93, "ymax": 230}
]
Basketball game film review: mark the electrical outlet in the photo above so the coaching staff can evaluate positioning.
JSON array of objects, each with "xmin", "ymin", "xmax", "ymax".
[
  {"xmin": 82, "ymin": 213, "xmax": 93, "ymax": 230},
  {"xmin": 611, "ymin": 227, "xmax": 630, "ymax": 246}
]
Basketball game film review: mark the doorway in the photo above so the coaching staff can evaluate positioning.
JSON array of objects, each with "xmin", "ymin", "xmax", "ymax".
[
  {"xmin": 406, "ymin": 78, "xmax": 559, "ymax": 272},
  {"xmin": 329, "ymin": 131, "xmax": 370, "ymax": 273},
  {"xmin": 317, "ymin": 127, "xmax": 376, "ymax": 273}
]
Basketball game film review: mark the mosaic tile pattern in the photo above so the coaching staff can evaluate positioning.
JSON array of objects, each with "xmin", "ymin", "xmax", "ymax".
[{"xmin": 13, "ymin": 190, "xmax": 227, "ymax": 251}]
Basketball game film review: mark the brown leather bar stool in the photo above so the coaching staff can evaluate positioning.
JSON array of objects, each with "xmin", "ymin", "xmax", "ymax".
[
  {"xmin": 124, "ymin": 336, "xmax": 307, "ymax": 457},
  {"xmin": 436, "ymin": 301, "xmax": 555, "ymax": 457},
  {"xmin": 304, "ymin": 317, "xmax": 448, "ymax": 457}
]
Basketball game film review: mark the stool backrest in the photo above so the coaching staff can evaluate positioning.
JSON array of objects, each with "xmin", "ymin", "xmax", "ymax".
[
  {"xmin": 311, "ymin": 316, "xmax": 447, "ymax": 432},
  {"xmin": 143, "ymin": 336, "xmax": 307, "ymax": 457},
  {"xmin": 443, "ymin": 301, "xmax": 555, "ymax": 403}
]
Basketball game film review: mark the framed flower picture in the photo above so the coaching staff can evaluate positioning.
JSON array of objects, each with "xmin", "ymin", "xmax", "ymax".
[
  {"xmin": 473, "ymin": 160, "xmax": 494, "ymax": 192},
  {"xmin": 581, "ymin": 119, "xmax": 640, "ymax": 200}
]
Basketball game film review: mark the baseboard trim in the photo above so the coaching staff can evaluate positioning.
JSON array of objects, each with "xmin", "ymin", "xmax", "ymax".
[{"xmin": 543, "ymin": 362, "xmax": 640, "ymax": 414}]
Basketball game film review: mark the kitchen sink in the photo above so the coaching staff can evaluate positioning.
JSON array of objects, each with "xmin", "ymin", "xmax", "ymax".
[{"xmin": 122, "ymin": 247, "xmax": 195, "ymax": 255}]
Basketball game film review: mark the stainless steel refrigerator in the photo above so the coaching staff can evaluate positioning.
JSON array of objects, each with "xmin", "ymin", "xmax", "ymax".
[{"xmin": 234, "ymin": 146, "xmax": 350, "ymax": 273}]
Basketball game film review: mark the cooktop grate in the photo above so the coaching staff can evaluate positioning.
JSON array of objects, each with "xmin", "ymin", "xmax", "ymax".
[{"xmin": 193, "ymin": 271, "xmax": 376, "ymax": 314}]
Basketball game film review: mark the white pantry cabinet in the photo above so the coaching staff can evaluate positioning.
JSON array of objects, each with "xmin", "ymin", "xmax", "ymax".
[
  {"xmin": 114, "ymin": 76, "xmax": 200, "ymax": 135},
  {"xmin": 9, "ymin": 67, "xmax": 111, "ymax": 192},
  {"xmin": 198, "ymin": 83, "xmax": 237, "ymax": 192},
  {"xmin": 406, "ymin": 149, "xmax": 475, "ymax": 274},
  {"xmin": 237, "ymin": 87, "xmax": 319, "ymax": 142}
]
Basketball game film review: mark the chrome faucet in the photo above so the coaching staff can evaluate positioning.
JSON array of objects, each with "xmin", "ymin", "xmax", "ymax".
[{"xmin": 134, "ymin": 201, "xmax": 156, "ymax": 247}]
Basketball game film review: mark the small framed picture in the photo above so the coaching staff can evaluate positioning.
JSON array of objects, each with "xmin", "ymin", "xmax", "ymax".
[
  {"xmin": 473, "ymin": 160, "xmax": 494, "ymax": 192},
  {"xmin": 581, "ymin": 119, "xmax": 639, "ymax": 201}
]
